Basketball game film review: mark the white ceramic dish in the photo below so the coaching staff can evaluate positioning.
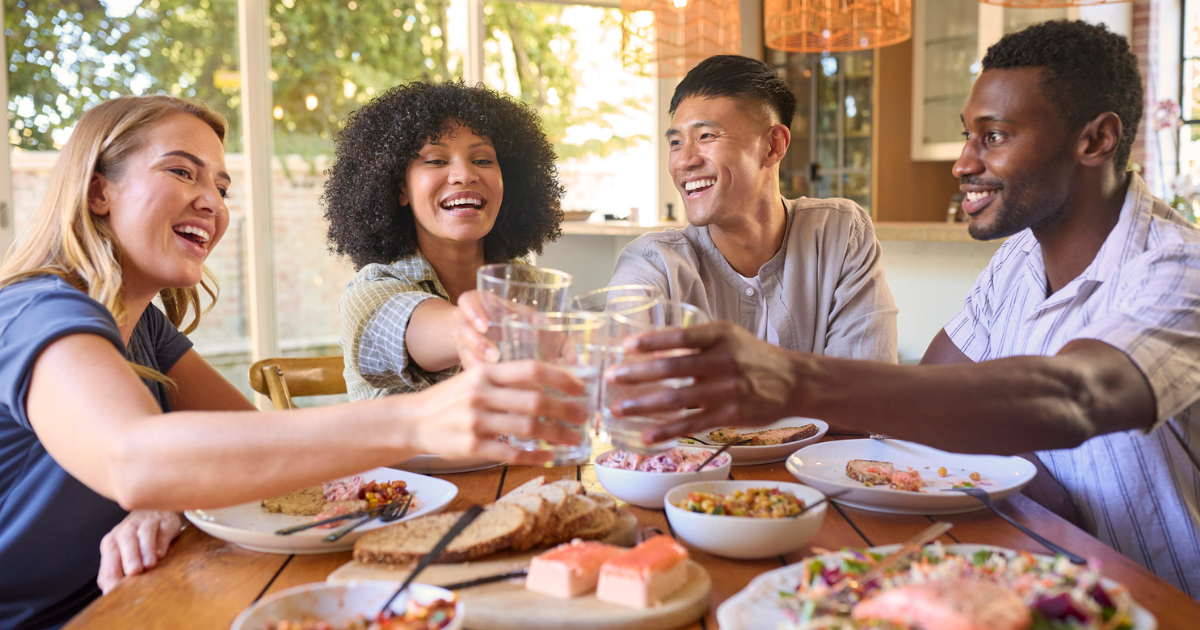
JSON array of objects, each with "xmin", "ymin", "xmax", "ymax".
[
  {"xmin": 594, "ymin": 447, "xmax": 733, "ymax": 509},
  {"xmin": 231, "ymin": 581, "xmax": 464, "ymax": 630},
  {"xmin": 664, "ymin": 480, "xmax": 826, "ymax": 559},
  {"xmin": 186, "ymin": 468, "xmax": 457, "ymax": 554},
  {"xmin": 716, "ymin": 544, "xmax": 1156, "ymax": 630},
  {"xmin": 680, "ymin": 418, "xmax": 828, "ymax": 465},
  {"xmin": 390, "ymin": 454, "xmax": 501, "ymax": 475},
  {"xmin": 786, "ymin": 439, "xmax": 1037, "ymax": 515}
]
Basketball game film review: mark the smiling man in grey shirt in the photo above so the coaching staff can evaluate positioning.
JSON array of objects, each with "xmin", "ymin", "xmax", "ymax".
[{"xmin": 609, "ymin": 55, "xmax": 897, "ymax": 361}]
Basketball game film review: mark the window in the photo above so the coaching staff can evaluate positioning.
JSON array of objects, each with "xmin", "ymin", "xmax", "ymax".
[{"xmin": 1181, "ymin": 0, "xmax": 1200, "ymax": 181}]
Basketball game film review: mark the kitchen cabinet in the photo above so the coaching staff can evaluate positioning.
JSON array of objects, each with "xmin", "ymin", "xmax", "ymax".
[{"xmin": 911, "ymin": 0, "xmax": 1076, "ymax": 160}]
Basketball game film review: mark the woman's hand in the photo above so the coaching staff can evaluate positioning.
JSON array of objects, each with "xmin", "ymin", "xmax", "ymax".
[
  {"xmin": 607, "ymin": 321, "xmax": 805, "ymax": 443},
  {"xmin": 409, "ymin": 360, "xmax": 588, "ymax": 465},
  {"xmin": 452, "ymin": 290, "xmax": 499, "ymax": 368},
  {"xmin": 97, "ymin": 510, "xmax": 182, "ymax": 594}
]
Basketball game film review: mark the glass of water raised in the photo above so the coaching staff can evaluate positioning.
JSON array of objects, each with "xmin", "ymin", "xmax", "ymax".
[
  {"xmin": 500, "ymin": 311, "xmax": 605, "ymax": 466},
  {"xmin": 603, "ymin": 299, "xmax": 709, "ymax": 454},
  {"xmin": 477, "ymin": 263, "xmax": 572, "ymax": 352}
]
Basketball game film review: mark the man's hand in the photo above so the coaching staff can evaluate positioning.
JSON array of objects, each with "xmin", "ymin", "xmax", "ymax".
[
  {"xmin": 97, "ymin": 510, "xmax": 182, "ymax": 594},
  {"xmin": 607, "ymin": 321, "xmax": 803, "ymax": 443}
]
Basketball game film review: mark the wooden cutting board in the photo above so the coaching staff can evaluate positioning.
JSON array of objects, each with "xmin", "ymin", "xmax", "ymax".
[{"xmin": 327, "ymin": 510, "xmax": 710, "ymax": 630}]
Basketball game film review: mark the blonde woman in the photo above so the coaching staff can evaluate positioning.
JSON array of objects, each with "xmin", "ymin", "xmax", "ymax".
[{"xmin": 0, "ymin": 95, "xmax": 584, "ymax": 630}]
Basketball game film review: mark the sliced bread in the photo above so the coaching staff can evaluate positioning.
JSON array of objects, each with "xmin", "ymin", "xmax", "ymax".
[
  {"xmin": 570, "ymin": 505, "xmax": 617, "ymax": 541},
  {"xmin": 546, "ymin": 495, "xmax": 598, "ymax": 545},
  {"xmin": 846, "ymin": 459, "xmax": 894, "ymax": 486},
  {"xmin": 353, "ymin": 502, "xmax": 529, "ymax": 565},
  {"xmin": 262, "ymin": 485, "xmax": 325, "ymax": 516},
  {"xmin": 586, "ymin": 492, "xmax": 618, "ymax": 513},
  {"xmin": 549, "ymin": 479, "xmax": 585, "ymax": 496},
  {"xmin": 497, "ymin": 476, "xmax": 546, "ymax": 503},
  {"xmin": 535, "ymin": 484, "xmax": 568, "ymax": 535},
  {"xmin": 509, "ymin": 495, "xmax": 551, "ymax": 552}
]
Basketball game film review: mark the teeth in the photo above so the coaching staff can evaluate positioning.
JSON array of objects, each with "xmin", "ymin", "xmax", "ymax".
[
  {"xmin": 443, "ymin": 197, "xmax": 482, "ymax": 207},
  {"xmin": 685, "ymin": 178, "xmax": 716, "ymax": 192},
  {"xmin": 175, "ymin": 225, "xmax": 210, "ymax": 244},
  {"xmin": 966, "ymin": 190, "xmax": 998, "ymax": 203}
]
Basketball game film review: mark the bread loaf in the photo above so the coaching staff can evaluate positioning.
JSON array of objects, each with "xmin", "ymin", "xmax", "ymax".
[{"xmin": 353, "ymin": 502, "xmax": 529, "ymax": 565}]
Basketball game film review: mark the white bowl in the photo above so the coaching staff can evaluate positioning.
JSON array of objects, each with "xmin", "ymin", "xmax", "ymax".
[
  {"xmin": 664, "ymin": 481, "xmax": 826, "ymax": 560},
  {"xmin": 594, "ymin": 447, "xmax": 732, "ymax": 509},
  {"xmin": 231, "ymin": 581, "xmax": 464, "ymax": 630}
]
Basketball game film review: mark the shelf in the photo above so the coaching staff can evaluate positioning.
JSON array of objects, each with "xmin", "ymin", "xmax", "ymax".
[
  {"xmin": 872, "ymin": 221, "xmax": 985, "ymax": 243},
  {"xmin": 923, "ymin": 34, "xmax": 977, "ymax": 47},
  {"xmin": 559, "ymin": 220, "xmax": 687, "ymax": 236}
]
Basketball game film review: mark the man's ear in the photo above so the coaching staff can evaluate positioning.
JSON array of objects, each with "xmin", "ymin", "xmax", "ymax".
[
  {"xmin": 763, "ymin": 123, "xmax": 791, "ymax": 168},
  {"xmin": 88, "ymin": 173, "xmax": 113, "ymax": 217},
  {"xmin": 1077, "ymin": 112, "xmax": 1122, "ymax": 169}
]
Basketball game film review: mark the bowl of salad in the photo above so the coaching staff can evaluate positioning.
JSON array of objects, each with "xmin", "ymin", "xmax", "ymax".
[
  {"xmin": 664, "ymin": 481, "xmax": 827, "ymax": 559},
  {"xmin": 594, "ymin": 446, "xmax": 732, "ymax": 509},
  {"xmin": 231, "ymin": 581, "xmax": 463, "ymax": 630}
]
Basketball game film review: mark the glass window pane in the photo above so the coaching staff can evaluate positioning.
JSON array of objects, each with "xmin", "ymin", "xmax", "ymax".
[
  {"xmin": 5, "ymin": 0, "xmax": 252, "ymax": 391},
  {"xmin": 268, "ymin": 1, "xmax": 464, "ymax": 406},
  {"xmin": 482, "ymin": 1, "xmax": 654, "ymax": 220},
  {"xmin": 1003, "ymin": 8, "xmax": 1068, "ymax": 35}
]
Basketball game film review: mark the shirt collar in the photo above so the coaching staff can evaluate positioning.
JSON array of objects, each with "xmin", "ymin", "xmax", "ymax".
[{"xmin": 694, "ymin": 197, "xmax": 794, "ymax": 284}]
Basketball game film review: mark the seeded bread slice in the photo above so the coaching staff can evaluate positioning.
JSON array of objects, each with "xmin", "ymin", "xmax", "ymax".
[
  {"xmin": 740, "ymin": 424, "xmax": 819, "ymax": 445},
  {"xmin": 846, "ymin": 459, "xmax": 895, "ymax": 486},
  {"xmin": 509, "ymin": 495, "xmax": 551, "ymax": 552},
  {"xmin": 497, "ymin": 476, "xmax": 546, "ymax": 503},
  {"xmin": 534, "ymin": 484, "xmax": 568, "ymax": 535},
  {"xmin": 353, "ymin": 502, "xmax": 529, "ymax": 565},
  {"xmin": 546, "ymin": 495, "xmax": 598, "ymax": 545},
  {"xmin": 262, "ymin": 485, "xmax": 325, "ymax": 516},
  {"xmin": 586, "ymin": 492, "xmax": 618, "ymax": 513},
  {"xmin": 570, "ymin": 505, "xmax": 617, "ymax": 541},
  {"xmin": 549, "ymin": 479, "xmax": 585, "ymax": 496}
]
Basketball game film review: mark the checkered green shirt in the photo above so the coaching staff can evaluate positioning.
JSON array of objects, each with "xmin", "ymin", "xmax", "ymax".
[{"xmin": 339, "ymin": 251, "xmax": 460, "ymax": 400}]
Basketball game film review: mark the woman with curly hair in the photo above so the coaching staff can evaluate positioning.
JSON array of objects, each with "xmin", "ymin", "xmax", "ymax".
[{"xmin": 324, "ymin": 81, "xmax": 565, "ymax": 399}]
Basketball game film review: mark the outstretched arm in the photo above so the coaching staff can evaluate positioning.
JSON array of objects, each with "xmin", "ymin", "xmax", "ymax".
[{"xmin": 609, "ymin": 322, "xmax": 1155, "ymax": 455}]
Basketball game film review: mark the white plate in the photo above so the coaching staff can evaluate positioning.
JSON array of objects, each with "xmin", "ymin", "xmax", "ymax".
[
  {"xmin": 787, "ymin": 439, "xmax": 1037, "ymax": 515},
  {"xmin": 231, "ymin": 581, "xmax": 463, "ymax": 630},
  {"xmin": 716, "ymin": 544, "xmax": 1156, "ymax": 630},
  {"xmin": 185, "ymin": 468, "xmax": 457, "ymax": 554},
  {"xmin": 681, "ymin": 418, "xmax": 828, "ymax": 465},
  {"xmin": 390, "ymin": 454, "xmax": 502, "ymax": 475}
]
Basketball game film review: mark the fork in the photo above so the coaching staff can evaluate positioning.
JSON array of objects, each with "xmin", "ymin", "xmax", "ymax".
[
  {"xmin": 323, "ymin": 494, "xmax": 413, "ymax": 542},
  {"xmin": 820, "ymin": 521, "xmax": 953, "ymax": 614},
  {"xmin": 951, "ymin": 487, "xmax": 1085, "ymax": 564}
]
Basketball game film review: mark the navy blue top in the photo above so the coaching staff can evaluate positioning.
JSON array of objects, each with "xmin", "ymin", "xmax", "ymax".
[{"xmin": 0, "ymin": 276, "xmax": 192, "ymax": 630}]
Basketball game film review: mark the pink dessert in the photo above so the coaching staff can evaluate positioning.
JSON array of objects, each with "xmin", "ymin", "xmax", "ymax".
[
  {"xmin": 525, "ymin": 540, "xmax": 627, "ymax": 599},
  {"xmin": 595, "ymin": 535, "xmax": 689, "ymax": 608}
]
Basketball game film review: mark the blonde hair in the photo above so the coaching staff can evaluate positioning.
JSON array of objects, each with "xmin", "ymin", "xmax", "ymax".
[{"xmin": 0, "ymin": 95, "xmax": 227, "ymax": 381}]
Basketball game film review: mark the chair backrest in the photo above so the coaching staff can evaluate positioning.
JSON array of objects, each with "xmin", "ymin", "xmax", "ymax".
[{"xmin": 248, "ymin": 356, "xmax": 347, "ymax": 410}]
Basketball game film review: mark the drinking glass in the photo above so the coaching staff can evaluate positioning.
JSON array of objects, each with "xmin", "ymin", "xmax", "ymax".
[
  {"xmin": 476, "ymin": 264, "xmax": 572, "ymax": 353},
  {"xmin": 603, "ymin": 299, "xmax": 709, "ymax": 454},
  {"xmin": 500, "ymin": 311, "xmax": 605, "ymax": 466}
]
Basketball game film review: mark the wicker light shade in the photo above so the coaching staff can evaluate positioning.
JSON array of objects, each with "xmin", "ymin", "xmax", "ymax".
[
  {"xmin": 620, "ymin": 0, "xmax": 741, "ymax": 77},
  {"xmin": 765, "ymin": 0, "xmax": 912, "ymax": 52},
  {"xmin": 978, "ymin": 0, "xmax": 1131, "ymax": 6}
]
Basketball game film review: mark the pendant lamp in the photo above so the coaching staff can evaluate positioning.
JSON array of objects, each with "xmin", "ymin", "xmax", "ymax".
[
  {"xmin": 764, "ymin": 0, "xmax": 912, "ymax": 52},
  {"xmin": 621, "ymin": 0, "xmax": 741, "ymax": 77},
  {"xmin": 978, "ymin": 0, "xmax": 1132, "ymax": 7}
]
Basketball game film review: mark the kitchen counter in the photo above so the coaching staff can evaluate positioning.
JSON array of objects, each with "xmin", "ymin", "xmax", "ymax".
[{"xmin": 562, "ymin": 220, "xmax": 980, "ymax": 242}]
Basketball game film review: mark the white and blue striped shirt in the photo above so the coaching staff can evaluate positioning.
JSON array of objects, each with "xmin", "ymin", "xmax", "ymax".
[{"xmin": 946, "ymin": 174, "xmax": 1200, "ymax": 598}]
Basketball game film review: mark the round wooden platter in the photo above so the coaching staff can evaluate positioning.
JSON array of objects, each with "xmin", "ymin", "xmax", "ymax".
[{"xmin": 327, "ymin": 510, "xmax": 711, "ymax": 630}]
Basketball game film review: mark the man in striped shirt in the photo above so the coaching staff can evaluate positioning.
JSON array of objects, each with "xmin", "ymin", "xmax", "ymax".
[{"xmin": 608, "ymin": 20, "xmax": 1200, "ymax": 597}]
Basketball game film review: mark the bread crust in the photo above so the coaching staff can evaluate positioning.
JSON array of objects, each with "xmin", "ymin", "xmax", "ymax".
[{"xmin": 353, "ymin": 503, "xmax": 530, "ymax": 565}]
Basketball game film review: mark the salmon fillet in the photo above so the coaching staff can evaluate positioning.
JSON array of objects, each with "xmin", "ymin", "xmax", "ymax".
[{"xmin": 851, "ymin": 578, "xmax": 1032, "ymax": 630}]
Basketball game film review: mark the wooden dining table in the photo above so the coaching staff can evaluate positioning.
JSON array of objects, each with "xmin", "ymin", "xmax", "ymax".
[{"xmin": 64, "ymin": 447, "xmax": 1200, "ymax": 630}]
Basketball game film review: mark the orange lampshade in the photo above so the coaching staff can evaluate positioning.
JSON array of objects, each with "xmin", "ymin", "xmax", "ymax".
[
  {"xmin": 978, "ymin": 0, "xmax": 1131, "ymax": 6},
  {"xmin": 621, "ymin": 0, "xmax": 741, "ymax": 77},
  {"xmin": 765, "ymin": 0, "xmax": 912, "ymax": 52}
]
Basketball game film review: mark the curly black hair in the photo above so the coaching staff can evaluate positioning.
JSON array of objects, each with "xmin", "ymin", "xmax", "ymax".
[
  {"xmin": 324, "ymin": 81, "xmax": 565, "ymax": 269},
  {"xmin": 983, "ymin": 20, "xmax": 1143, "ymax": 174}
]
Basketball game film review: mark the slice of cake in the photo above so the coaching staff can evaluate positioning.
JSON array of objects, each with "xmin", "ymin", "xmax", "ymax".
[
  {"xmin": 525, "ymin": 540, "xmax": 626, "ymax": 599},
  {"xmin": 595, "ymin": 535, "xmax": 689, "ymax": 609}
]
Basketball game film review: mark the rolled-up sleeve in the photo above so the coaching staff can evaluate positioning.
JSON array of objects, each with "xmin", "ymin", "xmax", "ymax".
[
  {"xmin": 609, "ymin": 240, "xmax": 673, "ymax": 298},
  {"xmin": 1076, "ymin": 243, "xmax": 1200, "ymax": 423},
  {"xmin": 824, "ymin": 213, "xmax": 899, "ymax": 363}
]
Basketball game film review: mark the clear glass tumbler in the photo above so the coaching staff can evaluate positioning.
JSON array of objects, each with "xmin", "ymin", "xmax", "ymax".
[
  {"xmin": 476, "ymin": 263, "xmax": 572, "ymax": 354},
  {"xmin": 603, "ymin": 299, "xmax": 709, "ymax": 454},
  {"xmin": 500, "ymin": 311, "xmax": 605, "ymax": 466}
]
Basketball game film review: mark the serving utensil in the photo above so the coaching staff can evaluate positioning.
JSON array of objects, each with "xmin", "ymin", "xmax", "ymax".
[
  {"xmin": 823, "ymin": 521, "xmax": 952, "ymax": 613},
  {"xmin": 789, "ymin": 489, "xmax": 851, "ymax": 518},
  {"xmin": 372, "ymin": 505, "xmax": 485, "ymax": 625},
  {"xmin": 695, "ymin": 438, "xmax": 751, "ymax": 471},
  {"xmin": 440, "ymin": 569, "xmax": 530, "ymax": 591},
  {"xmin": 323, "ymin": 494, "xmax": 413, "ymax": 542},
  {"xmin": 951, "ymin": 486, "xmax": 1085, "ymax": 564}
]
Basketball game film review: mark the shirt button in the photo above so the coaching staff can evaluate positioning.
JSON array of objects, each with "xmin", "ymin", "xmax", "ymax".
[{"xmin": 745, "ymin": 288, "xmax": 754, "ymax": 296}]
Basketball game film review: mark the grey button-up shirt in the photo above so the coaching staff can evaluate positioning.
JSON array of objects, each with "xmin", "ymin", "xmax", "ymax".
[{"xmin": 609, "ymin": 197, "xmax": 898, "ymax": 362}]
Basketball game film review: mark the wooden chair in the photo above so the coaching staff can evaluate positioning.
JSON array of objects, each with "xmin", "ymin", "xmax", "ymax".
[{"xmin": 248, "ymin": 356, "xmax": 347, "ymax": 410}]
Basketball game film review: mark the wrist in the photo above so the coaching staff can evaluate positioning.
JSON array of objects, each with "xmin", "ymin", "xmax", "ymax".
[{"xmin": 382, "ymin": 391, "xmax": 426, "ymax": 458}]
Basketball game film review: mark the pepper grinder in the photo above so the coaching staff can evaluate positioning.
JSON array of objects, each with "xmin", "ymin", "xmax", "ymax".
[{"xmin": 665, "ymin": 203, "xmax": 676, "ymax": 222}]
